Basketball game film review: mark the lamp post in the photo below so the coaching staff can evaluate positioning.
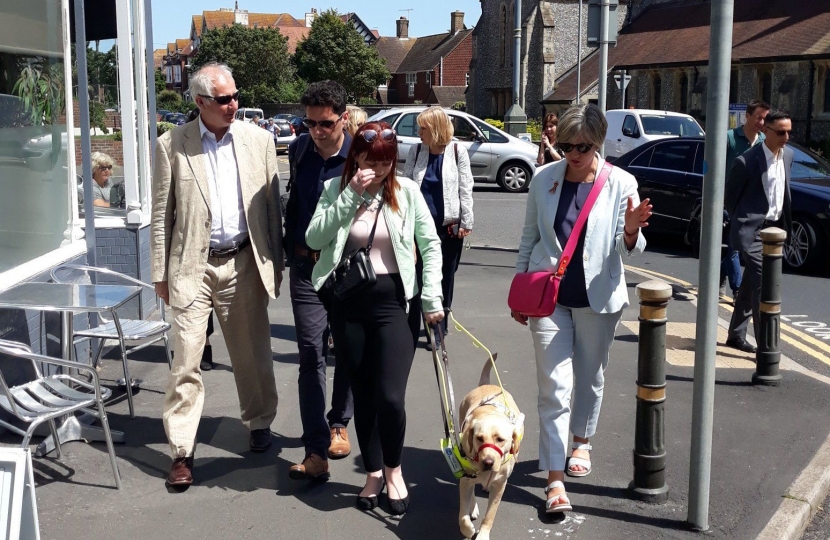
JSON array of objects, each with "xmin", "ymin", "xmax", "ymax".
[{"xmin": 504, "ymin": 0, "xmax": 527, "ymax": 135}]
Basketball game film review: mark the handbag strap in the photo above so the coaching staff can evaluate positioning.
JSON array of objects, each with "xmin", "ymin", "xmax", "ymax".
[
  {"xmin": 365, "ymin": 198, "xmax": 384, "ymax": 252},
  {"xmin": 555, "ymin": 161, "xmax": 613, "ymax": 277}
]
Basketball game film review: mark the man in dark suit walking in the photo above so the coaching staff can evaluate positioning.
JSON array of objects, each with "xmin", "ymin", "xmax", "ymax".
[{"xmin": 724, "ymin": 109, "xmax": 793, "ymax": 353}]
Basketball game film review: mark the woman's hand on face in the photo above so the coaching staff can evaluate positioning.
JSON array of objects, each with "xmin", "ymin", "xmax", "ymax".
[
  {"xmin": 458, "ymin": 228, "xmax": 472, "ymax": 238},
  {"xmin": 349, "ymin": 168, "xmax": 376, "ymax": 195},
  {"xmin": 510, "ymin": 309, "xmax": 528, "ymax": 326},
  {"xmin": 424, "ymin": 310, "xmax": 445, "ymax": 326},
  {"xmin": 625, "ymin": 197, "xmax": 653, "ymax": 234}
]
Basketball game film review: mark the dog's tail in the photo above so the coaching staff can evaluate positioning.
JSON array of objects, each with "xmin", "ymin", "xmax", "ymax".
[{"xmin": 478, "ymin": 353, "xmax": 499, "ymax": 386}]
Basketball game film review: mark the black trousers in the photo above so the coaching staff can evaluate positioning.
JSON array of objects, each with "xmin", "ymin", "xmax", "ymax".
[
  {"xmin": 409, "ymin": 227, "xmax": 464, "ymax": 346},
  {"xmin": 728, "ymin": 236, "xmax": 763, "ymax": 343},
  {"xmin": 289, "ymin": 258, "xmax": 354, "ymax": 458},
  {"xmin": 330, "ymin": 274, "xmax": 415, "ymax": 472}
]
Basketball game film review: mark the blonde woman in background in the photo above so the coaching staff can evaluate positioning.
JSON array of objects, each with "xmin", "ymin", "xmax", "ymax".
[
  {"xmin": 91, "ymin": 152, "xmax": 116, "ymax": 207},
  {"xmin": 345, "ymin": 105, "xmax": 368, "ymax": 137}
]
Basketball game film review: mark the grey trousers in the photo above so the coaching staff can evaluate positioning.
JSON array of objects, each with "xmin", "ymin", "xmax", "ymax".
[{"xmin": 728, "ymin": 237, "xmax": 763, "ymax": 343}]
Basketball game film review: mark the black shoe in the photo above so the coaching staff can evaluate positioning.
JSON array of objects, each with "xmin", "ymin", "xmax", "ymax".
[
  {"xmin": 356, "ymin": 480, "xmax": 384, "ymax": 511},
  {"xmin": 725, "ymin": 337, "xmax": 757, "ymax": 354},
  {"xmin": 249, "ymin": 428, "xmax": 272, "ymax": 452},
  {"xmin": 200, "ymin": 345, "xmax": 214, "ymax": 371},
  {"xmin": 388, "ymin": 495, "xmax": 410, "ymax": 515}
]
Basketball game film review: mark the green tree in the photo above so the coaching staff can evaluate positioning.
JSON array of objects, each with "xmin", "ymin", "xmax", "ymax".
[
  {"xmin": 190, "ymin": 24, "xmax": 294, "ymax": 107},
  {"xmin": 86, "ymin": 45, "xmax": 118, "ymax": 106},
  {"xmin": 156, "ymin": 89, "xmax": 183, "ymax": 112},
  {"xmin": 293, "ymin": 10, "xmax": 389, "ymax": 102},
  {"xmin": 155, "ymin": 68, "xmax": 167, "ymax": 94}
]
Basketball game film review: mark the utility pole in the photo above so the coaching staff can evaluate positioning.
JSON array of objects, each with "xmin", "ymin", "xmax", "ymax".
[
  {"xmin": 687, "ymin": 0, "xmax": 734, "ymax": 532},
  {"xmin": 504, "ymin": 0, "xmax": 527, "ymax": 135},
  {"xmin": 576, "ymin": 0, "xmax": 583, "ymax": 104}
]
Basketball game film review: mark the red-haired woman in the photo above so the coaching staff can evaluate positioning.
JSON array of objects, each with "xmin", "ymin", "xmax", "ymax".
[{"xmin": 306, "ymin": 122, "xmax": 444, "ymax": 515}]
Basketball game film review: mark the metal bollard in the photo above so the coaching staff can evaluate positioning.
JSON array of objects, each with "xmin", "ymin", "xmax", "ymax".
[
  {"xmin": 630, "ymin": 280, "xmax": 671, "ymax": 503},
  {"xmin": 752, "ymin": 227, "xmax": 787, "ymax": 386}
]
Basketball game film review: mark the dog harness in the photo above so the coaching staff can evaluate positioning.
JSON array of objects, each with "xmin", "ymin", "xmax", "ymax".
[{"xmin": 458, "ymin": 393, "xmax": 526, "ymax": 477}]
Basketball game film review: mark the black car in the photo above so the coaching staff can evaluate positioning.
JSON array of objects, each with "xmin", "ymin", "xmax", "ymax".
[
  {"xmin": 289, "ymin": 116, "xmax": 307, "ymax": 136},
  {"xmin": 164, "ymin": 112, "xmax": 187, "ymax": 126},
  {"xmin": 614, "ymin": 137, "xmax": 830, "ymax": 272}
]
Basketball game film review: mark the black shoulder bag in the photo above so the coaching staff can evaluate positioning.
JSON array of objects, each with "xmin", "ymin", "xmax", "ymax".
[{"xmin": 330, "ymin": 199, "xmax": 384, "ymax": 300}]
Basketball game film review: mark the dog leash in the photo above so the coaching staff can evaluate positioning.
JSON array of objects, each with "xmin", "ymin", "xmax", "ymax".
[{"xmin": 446, "ymin": 312, "xmax": 509, "ymax": 410}]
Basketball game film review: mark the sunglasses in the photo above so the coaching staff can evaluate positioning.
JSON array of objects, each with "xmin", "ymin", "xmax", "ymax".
[
  {"xmin": 199, "ymin": 90, "xmax": 240, "ymax": 105},
  {"xmin": 558, "ymin": 142, "xmax": 594, "ymax": 154},
  {"xmin": 765, "ymin": 126, "xmax": 791, "ymax": 137},
  {"xmin": 99, "ymin": 165, "xmax": 113, "ymax": 171},
  {"xmin": 361, "ymin": 128, "xmax": 396, "ymax": 142},
  {"xmin": 302, "ymin": 114, "xmax": 343, "ymax": 130}
]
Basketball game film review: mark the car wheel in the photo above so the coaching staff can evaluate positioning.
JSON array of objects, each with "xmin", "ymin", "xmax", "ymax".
[
  {"xmin": 784, "ymin": 217, "xmax": 820, "ymax": 271},
  {"xmin": 497, "ymin": 162, "xmax": 531, "ymax": 192}
]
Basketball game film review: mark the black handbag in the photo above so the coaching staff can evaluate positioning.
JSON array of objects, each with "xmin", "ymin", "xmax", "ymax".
[{"xmin": 330, "ymin": 200, "xmax": 383, "ymax": 300}]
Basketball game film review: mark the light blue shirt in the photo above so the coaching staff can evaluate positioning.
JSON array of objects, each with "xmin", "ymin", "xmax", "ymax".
[{"xmin": 199, "ymin": 117, "xmax": 248, "ymax": 248}]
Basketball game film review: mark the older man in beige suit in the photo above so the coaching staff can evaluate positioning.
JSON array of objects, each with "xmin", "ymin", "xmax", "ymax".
[{"xmin": 151, "ymin": 63, "xmax": 283, "ymax": 487}]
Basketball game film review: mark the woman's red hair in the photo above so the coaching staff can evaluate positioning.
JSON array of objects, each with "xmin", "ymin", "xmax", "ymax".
[{"xmin": 340, "ymin": 121, "xmax": 400, "ymax": 212}]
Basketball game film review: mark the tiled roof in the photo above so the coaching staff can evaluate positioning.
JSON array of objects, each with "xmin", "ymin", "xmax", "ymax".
[
  {"xmin": 175, "ymin": 38, "xmax": 190, "ymax": 51},
  {"xmin": 153, "ymin": 49, "xmax": 165, "ymax": 69},
  {"xmin": 278, "ymin": 26, "xmax": 311, "ymax": 54},
  {"xmin": 426, "ymin": 86, "xmax": 468, "ymax": 107},
  {"xmin": 203, "ymin": 11, "xmax": 234, "ymax": 30},
  {"xmin": 396, "ymin": 29, "xmax": 473, "ymax": 74},
  {"xmin": 374, "ymin": 36, "xmax": 417, "ymax": 73},
  {"xmin": 545, "ymin": 0, "xmax": 830, "ymax": 103},
  {"xmin": 192, "ymin": 15, "xmax": 202, "ymax": 37}
]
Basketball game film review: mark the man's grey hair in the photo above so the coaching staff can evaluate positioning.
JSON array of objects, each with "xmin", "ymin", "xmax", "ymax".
[
  {"xmin": 557, "ymin": 103, "xmax": 608, "ymax": 148},
  {"xmin": 190, "ymin": 63, "xmax": 234, "ymax": 102}
]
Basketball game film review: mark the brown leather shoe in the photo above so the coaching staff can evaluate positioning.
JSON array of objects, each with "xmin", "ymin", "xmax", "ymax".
[
  {"xmin": 167, "ymin": 456, "xmax": 194, "ymax": 486},
  {"xmin": 328, "ymin": 426, "xmax": 351, "ymax": 459},
  {"xmin": 289, "ymin": 453, "xmax": 330, "ymax": 481}
]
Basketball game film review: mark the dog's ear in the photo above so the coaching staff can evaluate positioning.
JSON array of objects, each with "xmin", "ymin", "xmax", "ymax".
[
  {"xmin": 460, "ymin": 420, "xmax": 475, "ymax": 458},
  {"xmin": 511, "ymin": 414, "xmax": 525, "ymax": 455}
]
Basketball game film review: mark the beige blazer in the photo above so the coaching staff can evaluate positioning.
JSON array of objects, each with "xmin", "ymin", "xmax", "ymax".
[{"xmin": 150, "ymin": 120, "xmax": 284, "ymax": 309}]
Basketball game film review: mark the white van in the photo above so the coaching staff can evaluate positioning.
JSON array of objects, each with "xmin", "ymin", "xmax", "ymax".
[
  {"xmin": 235, "ymin": 108, "xmax": 264, "ymax": 123},
  {"xmin": 604, "ymin": 109, "xmax": 704, "ymax": 160}
]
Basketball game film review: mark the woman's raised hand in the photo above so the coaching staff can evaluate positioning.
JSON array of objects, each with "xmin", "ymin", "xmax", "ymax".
[
  {"xmin": 349, "ymin": 168, "xmax": 376, "ymax": 195},
  {"xmin": 625, "ymin": 197, "xmax": 652, "ymax": 234}
]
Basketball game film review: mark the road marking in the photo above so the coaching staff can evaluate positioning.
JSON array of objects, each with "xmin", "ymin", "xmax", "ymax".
[{"xmin": 625, "ymin": 264, "xmax": 830, "ymax": 367}]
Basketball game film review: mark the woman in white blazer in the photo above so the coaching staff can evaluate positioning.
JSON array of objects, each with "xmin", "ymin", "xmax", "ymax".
[
  {"xmin": 404, "ymin": 106, "xmax": 474, "ymax": 348},
  {"xmin": 511, "ymin": 104, "xmax": 652, "ymax": 513}
]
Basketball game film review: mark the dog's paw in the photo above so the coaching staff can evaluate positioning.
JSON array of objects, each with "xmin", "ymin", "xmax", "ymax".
[
  {"xmin": 471, "ymin": 502, "xmax": 480, "ymax": 521},
  {"xmin": 460, "ymin": 516, "xmax": 476, "ymax": 539}
]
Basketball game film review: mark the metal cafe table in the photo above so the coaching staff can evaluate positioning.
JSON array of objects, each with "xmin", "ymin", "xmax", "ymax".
[{"xmin": 0, "ymin": 281, "xmax": 142, "ymax": 456}]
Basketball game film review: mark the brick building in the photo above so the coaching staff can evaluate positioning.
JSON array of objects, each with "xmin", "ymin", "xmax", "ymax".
[{"xmin": 375, "ymin": 12, "xmax": 473, "ymax": 106}]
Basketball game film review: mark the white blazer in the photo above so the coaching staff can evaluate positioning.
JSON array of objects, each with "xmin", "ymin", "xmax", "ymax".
[
  {"xmin": 404, "ymin": 141, "xmax": 475, "ymax": 229},
  {"xmin": 516, "ymin": 156, "xmax": 646, "ymax": 314}
]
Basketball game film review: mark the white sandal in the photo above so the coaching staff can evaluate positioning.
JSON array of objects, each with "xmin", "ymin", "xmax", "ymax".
[
  {"xmin": 566, "ymin": 442, "xmax": 592, "ymax": 478},
  {"xmin": 544, "ymin": 480, "xmax": 572, "ymax": 513}
]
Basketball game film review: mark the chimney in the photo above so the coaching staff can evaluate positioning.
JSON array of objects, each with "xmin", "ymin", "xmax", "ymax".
[
  {"xmin": 451, "ymin": 11, "xmax": 464, "ymax": 34},
  {"xmin": 396, "ymin": 17, "xmax": 409, "ymax": 39},
  {"xmin": 234, "ymin": 7, "xmax": 248, "ymax": 26}
]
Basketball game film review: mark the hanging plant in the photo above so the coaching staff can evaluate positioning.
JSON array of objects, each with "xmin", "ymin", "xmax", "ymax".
[{"xmin": 13, "ymin": 60, "xmax": 65, "ymax": 125}]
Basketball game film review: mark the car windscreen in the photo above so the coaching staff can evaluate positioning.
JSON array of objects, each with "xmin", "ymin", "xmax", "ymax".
[
  {"xmin": 471, "ymin": 118, "xmax": 509, "ymax": 143},
  {"xmin": 245, "ymin": 111, "xmax": 259, "ymax": 118},
  {"xmin": 790, "ymin": 144, "xmax": 830, "ymax": 183},
  {"xmin": 640, "ymin": 115, "xmax": 704, "ymax": 137}
]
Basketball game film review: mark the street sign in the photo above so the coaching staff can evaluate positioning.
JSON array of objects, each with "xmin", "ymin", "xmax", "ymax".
[
  {"xmin": 587, "ymin": 0, "xmax": 619, "ymax": 46},
  {"xmin": 614, "ymin": 74, "xmax": 631, "ymax": 91}
]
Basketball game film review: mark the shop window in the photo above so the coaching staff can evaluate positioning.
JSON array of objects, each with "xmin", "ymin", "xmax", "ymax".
[{"xmin": 679, "ymin": 73, "xmax": 689, "ymax": 112}]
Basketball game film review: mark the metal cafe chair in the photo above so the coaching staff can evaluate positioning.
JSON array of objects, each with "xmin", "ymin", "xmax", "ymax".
[
  {"xmin": 0, "ymin": 339, "xmax": 122, "ymax": 489},
  {"xmin": 50, "ymin": 264, "xmax": 172, "ymax": 418}
]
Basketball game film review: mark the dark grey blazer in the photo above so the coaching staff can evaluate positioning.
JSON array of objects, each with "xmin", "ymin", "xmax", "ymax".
[{"xmin": 724, "ymin": 142, "xmax": 793, "ymax": 253}]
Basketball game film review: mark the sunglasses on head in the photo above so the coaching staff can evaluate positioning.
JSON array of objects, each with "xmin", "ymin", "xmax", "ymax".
[
  {"xmin": 765, "ymin": 126, "xmax": 791, "ymax": 137},
  {"xmin": 302, "ymin": 114, "xmax": 343, "ymax": 130},
  {"xmin": 361, "ymin": 128, "xmax": 396, "ymax": 142},
  {"xmin": 558, "ymin": 142, "xmax": 594, "ymax": 154},
  {"xmin": 199, "ymin": 90, "xmax": 240, "ymax": 105}
]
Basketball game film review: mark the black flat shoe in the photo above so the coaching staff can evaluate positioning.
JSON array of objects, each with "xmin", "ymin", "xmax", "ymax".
[
  {"xmin": 388, "ymin": 495, "xmax": 410, "ymax": 515},
  {"xmin": 200, "ymin": 345, "xmax": 214, "ymax": 371},
  {"xmin": 356, "ymin": 480, "xmax": 384, "ymax": 511}
]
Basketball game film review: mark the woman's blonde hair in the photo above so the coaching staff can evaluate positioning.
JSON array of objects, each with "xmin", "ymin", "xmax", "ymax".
[
  {"xmin": 556, "ymin": 104, "xmax": 607, "ymax": 148},
  {"xmin": 345, "ymin": 105, "xmax": 368, "ymax": 136},
  {"xmin": 417, "ymin": 106, "xmax": 454, "ymax": 146},
  {"xmin": 91, "ymin": 152, "xmax": 114, "ymax": 175}
]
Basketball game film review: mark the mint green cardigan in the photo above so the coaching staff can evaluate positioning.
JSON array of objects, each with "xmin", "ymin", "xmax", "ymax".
[{"xmin": 305, "ymin": 177, "xmax": 444, "ymax": 314}]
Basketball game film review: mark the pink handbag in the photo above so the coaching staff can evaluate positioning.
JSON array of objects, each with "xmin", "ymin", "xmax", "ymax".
[{"xmin": 508, "ymin": 162, "xmax": 612, "ymax": 318}]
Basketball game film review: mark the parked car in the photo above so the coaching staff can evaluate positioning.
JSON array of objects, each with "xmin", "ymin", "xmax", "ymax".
[
  {"xmin": 235, "ymin": 108, "xmax": 264, "ymax": 123},
  {"xmin": 289, "ymin": 115, "xmax": 306, "ymax": 136},
  {"xmin": 614, "ymin": 137, "xmax": 830, "ymax": 272},
  {"xmin": 604, "ymin": 109, "xmax": 704, "ymax": 161},
  {"xmin": 271, "ymin": 117, "xmax": 296, "ymax": 152},
  {"xmin": 164, "ymin": 113, "xmax": 187, "ymax": 126},
  {"xmin": 156, "ymin": 109, "xmax": 171, "ymax": 122},
  {"xmin": 273, "ymin": 113, "xmax": 297, "ymax": 122},
  {"xmin": 368, "ymin": 107, "xmax": 539, "ymax": 192}
]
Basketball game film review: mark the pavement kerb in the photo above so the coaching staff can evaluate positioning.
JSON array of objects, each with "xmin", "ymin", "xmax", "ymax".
[{"xmin": 756, "ymin": 431, "xmax": 830, "ymax": 540}]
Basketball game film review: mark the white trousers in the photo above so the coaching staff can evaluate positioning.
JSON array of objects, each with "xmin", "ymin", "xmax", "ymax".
[{"xmin": 529, "ymin": 304, "xmax": 622, "ymax": 471}]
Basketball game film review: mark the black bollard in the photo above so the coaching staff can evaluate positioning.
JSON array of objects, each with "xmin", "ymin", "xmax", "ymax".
[
  {"xmin": 630, "ymin": 280, "xmax": 671, "ymax": 503},
  {"xmin": 752, "ymin": 227, "xmax": 787, "ymax": 386}
]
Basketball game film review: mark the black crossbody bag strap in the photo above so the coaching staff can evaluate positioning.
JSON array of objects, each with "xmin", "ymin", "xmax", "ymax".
[{"xmin": 365, "ymin": 199, "xmax": 384, "ymax": 252}]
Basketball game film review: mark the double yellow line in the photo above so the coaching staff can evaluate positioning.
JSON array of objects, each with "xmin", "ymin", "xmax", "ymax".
[{"xmin": 627, "ymin": 264, "xmax": 830, "ymax": 367}]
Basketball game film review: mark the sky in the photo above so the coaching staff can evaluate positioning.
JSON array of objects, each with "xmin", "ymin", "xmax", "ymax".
[{"xmin": 149, "ymin": 0, "xmax": 483, "ymax": 49}]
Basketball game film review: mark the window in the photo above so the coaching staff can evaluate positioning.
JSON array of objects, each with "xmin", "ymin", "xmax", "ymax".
[
  {"xmin": 426, "ymin": 72, "xmax": 431, "ymax": 87},
  {"xmin": 165, "ymin": 67, "xmax": 172, "ymax": 83},
  {"xmin": 173, "ymin": 65, "xmax": 182, "ymax": 84},
  {"xmin": 729, "ymin": 70, "xmax": 738, "ymax": 104},
  {"xmin": 824, "ymin": 68, "xmax": 830, "ymax": 113},
  {"xmin": 640, "ymin": 115, "xmax": 704, "ymax": 137},
  {"xmin": 379, "ymin": 113, "xmax": 401, "ymax": 128},
  {"xmin": 631, "ymin": 148, "xmax": 653, "ymax": 168},
  {"xmin": 759, "ymin": 70, "xmax": 772, "ymax": 105},
  {"xmin": 649, "ymin": 142, "xmax": 697, "ymax": 173},
  {"xmin": 471, "ymin": 117, "xmax": 509, "ymax": 143},
  {"xmin": 0, "ymin": 0, "xmax": 73, "ymax": 273},
  {"xmin": 622, "ymin": 115, "xmax": 639, "ymax": 137},
  {"xmin": 652, "ymin": 74, "xmax": 662, "ymax": 109},
  {"xmin": 395, "ymin": 113, "xmax": 419, "ymax": 137},
  {"xmin": 679, "ymin": 73, "xmax": 689, "ymax": 112},
  {"xmin": 406, "ymin": 73, "xmax": 416, "ymax": 97},
  {"xmin": 451, "ymin": 115, "xmax": 478, "ymax": 142},
  {"xmin": 790, "ymin": 145, "xmax": 830, "ymax": 181}
]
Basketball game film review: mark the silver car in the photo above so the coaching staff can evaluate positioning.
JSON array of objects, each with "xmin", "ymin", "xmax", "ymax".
[{"xmin": 368, "ymin": 107, "xmax": 539, "ymax": 192}]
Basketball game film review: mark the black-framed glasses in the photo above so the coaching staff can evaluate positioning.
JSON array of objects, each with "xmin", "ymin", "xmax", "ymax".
[
  {"xmin": 99, "ymin": 165, "xmax": 113, "ymax": 171},
  {"xmin": 302, "ymin": 114, "xmax": 344, "ymax": 130},
  {"xmin": 199, "ymin": 90, "xmax": 240, "ymax": 105},
  {"xmin": 764, "ymin": 126, "xmax": 791, "ymax": 137},
  {"xmin": 558, "ymin": 142, "xmax": 593, "ymax": 154},
  {"xmin": 362, "ymin": 128, "xmax": 396, "ymax": 142}
]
